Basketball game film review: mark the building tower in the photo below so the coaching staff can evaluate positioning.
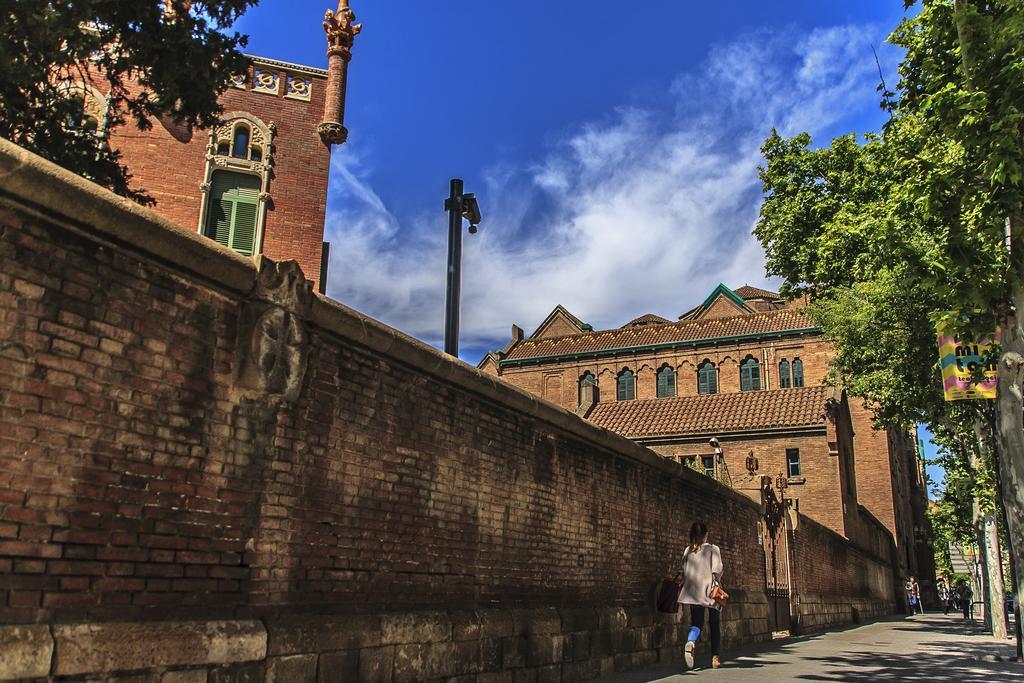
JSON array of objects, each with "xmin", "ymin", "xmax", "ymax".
[{"xmin": 319, "ymin": 1, "xmax": 361, "ymax": 146}]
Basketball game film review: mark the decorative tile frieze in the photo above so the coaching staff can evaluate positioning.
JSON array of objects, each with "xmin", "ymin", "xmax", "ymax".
[
  {"xmin": 284, "ymin": 75, "xmax": 312, "ymax": 102},
  {"xmin": 230, "ymin": 72, "xmax": 248, "ymax": 90},
  {"xmin": 252, "ymin": 69, "xmax": 280, "ymax": 96}
]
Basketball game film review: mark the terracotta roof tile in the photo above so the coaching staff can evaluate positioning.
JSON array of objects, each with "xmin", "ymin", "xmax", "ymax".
[
  {"xmin": 504, "ymin": 309, "xmax": 814, "ymax": 361},
  {"xmin": 734, "ymin": 285, "xmax": 781, "ymax": 300},
  {"xmin": 587, "ymin": 386, "xmax": 835, "ymax": 438}
]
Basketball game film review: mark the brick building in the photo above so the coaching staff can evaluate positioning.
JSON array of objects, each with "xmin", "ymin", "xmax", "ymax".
[
  {"xmin": 480, "ymin": 283, "xmax": 935, "ymax": 586},
  {"xmin": 69, "ymin": 2, "xmax": 363, "ymax": 292}
]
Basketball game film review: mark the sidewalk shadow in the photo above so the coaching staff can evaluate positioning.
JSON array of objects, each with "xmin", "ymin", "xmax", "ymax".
[{"xmin": 794, "ymin": 640, "xmax": 1024, "ymax": 681}]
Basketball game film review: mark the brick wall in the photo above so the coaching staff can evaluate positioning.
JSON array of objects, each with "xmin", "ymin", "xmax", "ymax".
[
  {"xmin": 0, "ymin": 141, "xmax": 896, "ymax": 680},
  {"xmin": 789, "ymin": 514, "xmax": 898, "ymax": 632}
]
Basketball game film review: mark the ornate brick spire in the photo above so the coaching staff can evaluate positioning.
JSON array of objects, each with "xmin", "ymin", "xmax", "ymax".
[{"xmin": 319, "ymin": 0, "xmax": 361, "ymax": 146}]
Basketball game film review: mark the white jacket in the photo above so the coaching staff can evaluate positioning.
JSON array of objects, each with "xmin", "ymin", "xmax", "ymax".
[{"xmin": 677, "ymin": 543, "xmax": 723, "ymax": 609}]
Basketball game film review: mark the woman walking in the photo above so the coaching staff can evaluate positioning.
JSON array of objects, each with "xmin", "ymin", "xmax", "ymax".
[{"xmin": 677, "ymin": 521, "xmax": 724, "ymax": 670}]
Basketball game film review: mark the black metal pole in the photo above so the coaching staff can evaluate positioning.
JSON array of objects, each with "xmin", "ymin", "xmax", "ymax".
[{"xmin": 444, "ymin": 178, "xmax": 464, "ymax": 357}]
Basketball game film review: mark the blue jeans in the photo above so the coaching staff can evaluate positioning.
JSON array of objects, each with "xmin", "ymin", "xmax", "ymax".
[{"xmin": 687, "ymin": 605, "xmax": 721, "ymax": 656}]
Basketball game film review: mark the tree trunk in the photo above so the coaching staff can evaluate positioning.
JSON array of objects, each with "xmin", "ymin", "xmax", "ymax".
[
  {"xmin": 975, "ymin": 417, "xmax": 1009, "ymax": 638},
  {"xmin": 1010, "ymin": 553, "xmax": 1024, "ymax": 660},
  {"xmin": 973, "ymin": 494, "xmax": 993, "ymax": 631},
  {"xmin": 995, "ymin": 287, "xmax": 1024, "ymax": 660},
  {"xmin": 983, "ymin": 511, "xmax": 1008, "ymax": 638},
  {"xmin": 983, "ymin": 511, "xmax": 1007, "ymax": 643}
]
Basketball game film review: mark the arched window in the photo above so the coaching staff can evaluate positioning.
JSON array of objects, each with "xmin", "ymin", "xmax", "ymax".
[
  {"xmin": 232, "ymin": 124, "xmax": 250, "ymax": 159},
  {"xmin": 199, "ymin": 112, "xmax": 274, "ymax": 257},
  {"xmin": 616, "ymin": 369, "xmax": 635, "ymax": 401},
  {"xmin": 792, "ymin": 358, "xmax": 805, "ymax": 388},
  {"xmin": 779, "ymin": 359, "xmax": 791, "ymax": 388},
  {"xmin": 697, "ymin": 360, "xmax": 717, "ymax": 395},
  {"xmin": 578, "ymin": 371, "xmax": 597, "ymax": 405},
  {"xmin": 58, "ymin": 82, "xmax": 106, "ymax": 138},
  {"xmin": 740, "ymin": 356, "xmax": 761, "ymax": 391},
  {"xmin": 656, "ymin": 364, "xmax": 676, "ymax": 398},
  {"xmin": 205, "ymin": 171, "xmax": 261, "ymax": 255}
]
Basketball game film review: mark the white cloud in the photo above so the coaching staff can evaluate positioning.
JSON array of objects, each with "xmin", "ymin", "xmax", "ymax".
[{"xmin": 324, "ymin": 24, "xmax": 885, "ymax": 358}]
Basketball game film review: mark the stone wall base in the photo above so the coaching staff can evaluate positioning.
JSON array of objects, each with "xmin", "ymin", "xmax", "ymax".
[
  {"xmin": 0, "ymin": 595, "xmax": 772, "ymax": 681},
  {"xmin": 791, "ymin": 593, "xmax": 896, "ymax": 635}
]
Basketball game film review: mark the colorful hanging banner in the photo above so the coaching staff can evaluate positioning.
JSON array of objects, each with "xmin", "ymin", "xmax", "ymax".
[{"xmin": 937, "ymin": 320, "xmax": 997, "ymax": 401}]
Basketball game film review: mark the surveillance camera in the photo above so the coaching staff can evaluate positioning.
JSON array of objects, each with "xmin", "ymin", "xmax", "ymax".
[
  {"xmin": 468, "ymin": 223, "xmax": 478, "ymax": 234},
  {"xmin": 461, "ymin": 193, "xmax": 482, "ymax": 227},
  {"xmin": 708, "ymin": 437, "xmax": 720, "ymax": 448}
]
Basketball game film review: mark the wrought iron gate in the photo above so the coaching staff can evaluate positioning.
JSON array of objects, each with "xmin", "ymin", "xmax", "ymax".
[{"xmin": 760, "ymin": 476, "xmax": 792, "ymax": 633}]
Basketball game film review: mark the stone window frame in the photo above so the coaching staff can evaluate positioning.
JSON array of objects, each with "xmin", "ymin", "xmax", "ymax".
[
  {"xmin": 616, "ymin": 368, "xmax": 635, "ymax": 401},
  {"xmin": 197, "ymin": 112, "xmax": 275, "ymax": 257},
  {"xmin": 58, "ymin": 81, "xmax": 110, "ymax": 139},
  {"xmin": 696, "ymin": 359, "xmax": 718, "ymax": 395},
  {"xmin": 656, "ymin": 363, "xmax": 676, "ymax": 398}
]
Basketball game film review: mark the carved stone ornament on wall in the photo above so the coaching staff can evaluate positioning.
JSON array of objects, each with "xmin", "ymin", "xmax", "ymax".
[
  {"xmin": 285, "ymin": 75, "xmax": 313, "ymax": 101},
  {"xmin": 231, "ymin": 72, "xmax": 248, "ymax": 90},
  {"xmin": 323, "ymin": 0, "xmax": 362, "ymax": 53},
  {"xmin": 235, "ymin": 257, "xmax": 314, "ymax": 402},
  {"xmin": 316, "ymin": 121, "xmax": 348, "ymax": 146},
  {"xmin": 252, "ymin": 69, "xmax": 280, "ymax": 96}
]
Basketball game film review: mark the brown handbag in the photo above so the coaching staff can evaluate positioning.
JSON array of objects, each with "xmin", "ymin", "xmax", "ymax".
[
  {"xmin": 709, "ymin": 551, "xmax": 729, "ymax": 608},
  {"xmin": 710, "ymin": 583, "xmax": 730, "ymax": 609}
]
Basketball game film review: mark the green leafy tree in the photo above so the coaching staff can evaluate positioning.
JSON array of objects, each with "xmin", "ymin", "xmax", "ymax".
[
  {"xmin": 755, "ymin": 0, "xmax": 1023, "ymax": 646},
  {"xmin": 0, "ymin": 0, "xmax": 256, "ymax": 199}
]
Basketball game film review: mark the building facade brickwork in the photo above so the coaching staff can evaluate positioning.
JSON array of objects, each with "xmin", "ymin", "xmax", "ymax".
[
  {"xmin": 481, "ymin": 284, "xmax": 935, "ymax": 594},
  {"xmin": 0, "ymin": 141, "xmax": 898, "ymax": 679},
  {"xmin": 106, "ymin": 59, "xmax": 333, "ymax": 291}
]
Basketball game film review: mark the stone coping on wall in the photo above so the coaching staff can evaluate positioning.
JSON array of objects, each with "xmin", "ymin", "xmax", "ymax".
[{"xmin": 0, "ymin": 138, "xmax": 757, "ymax": 513}]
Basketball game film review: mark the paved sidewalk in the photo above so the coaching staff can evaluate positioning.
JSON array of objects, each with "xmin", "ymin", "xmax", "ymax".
[{"xmin": 595, "ymin": 613, "xmax": 1021, "ymax": 682}]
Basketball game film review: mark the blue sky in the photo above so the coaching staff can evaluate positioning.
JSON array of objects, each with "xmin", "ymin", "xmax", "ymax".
[{"xmin": 235, "ymin": 1, "xmax": 945, "ymax": 490}]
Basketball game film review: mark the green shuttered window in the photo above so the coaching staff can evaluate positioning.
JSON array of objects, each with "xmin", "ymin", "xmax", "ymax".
[
  {"xmin": 205, "ymin": 171, "xmax": 261, "ymax": 256},
  {"xmin": 616, "ymin": 369, "xmax": 635, "ymax": 401},
  {"xmin": 656, "ymin": 365, "xmax": 676, "ymax": 398},
  {"xmin": 792, "ymin": 358, "xmax": 805, "ymax": 387},
  {"xmin": 697, "ymin": 361, "xmax": 717, "ymax": 395},
  {"xmin": 740, "ymin": 356, "xmax": 761, "ymax": 391}
]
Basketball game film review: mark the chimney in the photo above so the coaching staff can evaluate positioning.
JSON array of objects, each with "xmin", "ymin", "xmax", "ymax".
[{"xmin": 319, "ymin": 1, "xmax": 361, "ymax": 146}]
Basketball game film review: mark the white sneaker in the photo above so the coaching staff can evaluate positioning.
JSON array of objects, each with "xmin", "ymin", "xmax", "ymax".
[{"xmin": 684, "ymin": 640, "xmax": 695, "ymax": 669}]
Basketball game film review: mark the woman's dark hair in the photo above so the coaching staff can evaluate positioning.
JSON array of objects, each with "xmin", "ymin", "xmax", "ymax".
[{"xmin": 689, "ymin": 521, "xmax": 708, "ymax": 551}]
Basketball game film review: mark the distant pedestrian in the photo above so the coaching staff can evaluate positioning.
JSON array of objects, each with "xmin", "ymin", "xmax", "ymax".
[
  {"xmin": 960, "ymin": 582, "xmax": 973, "ymax": 621},
  {"xmin": 905, "ymin": 577, "xmax": 921, "ymax": 615},
  {"xmin": 938, "ymin": 580, "xmax": 951, "ymax": 615},
  {"xmin": 677, "ymin": 521, "xmax": 725, "ymax": 671}
]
